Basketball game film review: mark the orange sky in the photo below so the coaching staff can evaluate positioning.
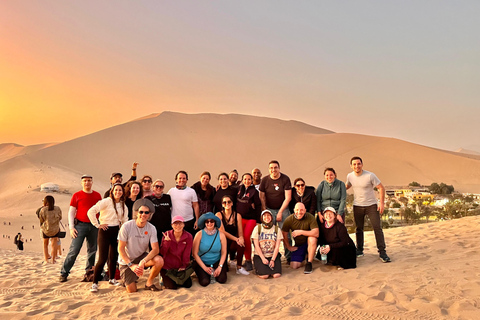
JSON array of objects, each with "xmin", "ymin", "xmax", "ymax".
[{"xmin": 1, "ymin": 2, "xmax": 479, "ymax": 151}]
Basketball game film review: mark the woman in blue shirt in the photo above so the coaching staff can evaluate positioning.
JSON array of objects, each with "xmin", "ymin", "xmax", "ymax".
[{"xmin": 192, "ymin": 212, "xmax": 228, "ymax": 286}]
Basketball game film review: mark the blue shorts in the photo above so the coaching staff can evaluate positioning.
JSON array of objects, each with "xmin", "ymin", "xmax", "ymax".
[{"xmin": 290, "ymin": 242, "xmax": 308, "ymax": 262}]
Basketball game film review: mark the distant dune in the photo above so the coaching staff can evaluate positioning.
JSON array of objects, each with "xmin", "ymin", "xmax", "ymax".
[
  {"xmin": 455, "ymin": 147, "xmax": 480, "ymax": 156},
  {"xmin": 0, "ymin": 142, "xmax": 56, "ymax": 163}
]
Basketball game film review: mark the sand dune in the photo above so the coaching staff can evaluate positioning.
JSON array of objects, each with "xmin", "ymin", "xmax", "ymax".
[
  {"xmin": 0, "ymin": 142, "xmax": 56, "ymax": 163},
  {"xmin": 1, "ymin": 216, "xmax": 479, "ymax": 319},
  {"xmin": 2, "ymin": 111, "xmax": 479, "ymax": 193}
]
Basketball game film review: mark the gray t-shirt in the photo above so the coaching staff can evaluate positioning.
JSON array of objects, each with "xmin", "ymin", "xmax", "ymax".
[
  {"xmin": 118, "ymin": 220, "xmax": 158, "ymax": 265},
  {"xmin": 346, "ymin": 170, "xmax": 381, "ymax": 206}
]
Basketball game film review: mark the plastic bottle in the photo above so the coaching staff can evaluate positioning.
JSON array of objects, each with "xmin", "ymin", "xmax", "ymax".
[
  {"xmin": 321, "ymin": 245, "xmax": 328, "ymax": 264},
  {"xmin": 210, "ymin": 265, "xmax": 216, "ymax": 284}
]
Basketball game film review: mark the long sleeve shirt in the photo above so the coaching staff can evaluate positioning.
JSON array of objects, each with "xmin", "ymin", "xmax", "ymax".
[
  {"xmin": 159, "ymin": 229, "xmax": 193, "ymax": 270},
  {"xmin": 316, "ymin": 179, "xmax": 346, "ymax": 215},
  {"xmin": 87, "ymin": 198, "xmax": 128, "ymax": 228}
]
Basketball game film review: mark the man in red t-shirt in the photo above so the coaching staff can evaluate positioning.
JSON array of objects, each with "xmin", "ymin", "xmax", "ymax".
[{"xmin": 60, "ymin": 175, "xmax": 102, "ymax": 282}]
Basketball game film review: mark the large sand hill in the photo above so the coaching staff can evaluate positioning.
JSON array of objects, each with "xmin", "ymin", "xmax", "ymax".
[{"xmin": 0, "ymin": 216, "xmax": 479, "ymax": 319}]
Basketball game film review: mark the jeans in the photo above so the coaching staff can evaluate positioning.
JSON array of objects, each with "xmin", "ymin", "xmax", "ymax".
[
  {"xmin": 269, "ymin": 207, "xmax": 291, "ymax": 259},
  {"xmin": 61, "ymin": 221, "xmax": 98, "ymax": 277},
  {"xmin": 353, "ymin": 204, "xmax": 386, "ymax": 255}
]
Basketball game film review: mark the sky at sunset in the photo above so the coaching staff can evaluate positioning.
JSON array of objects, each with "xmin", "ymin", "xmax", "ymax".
[{"xmin": 1, "ymin": 1, "xmax": 479, "ymax": 151}]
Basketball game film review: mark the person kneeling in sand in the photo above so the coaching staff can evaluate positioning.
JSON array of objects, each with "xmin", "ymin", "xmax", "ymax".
[
  {"xmin": 251, "ymin": 210, "xmax": 283, "ymax": 279},
  {"xmin": 281, "ymin": 203, "xmax": 318, "ymax": 274},
  {"xmin": 118, "ymin": 199, "xmax": 164, "ymax": 293}
]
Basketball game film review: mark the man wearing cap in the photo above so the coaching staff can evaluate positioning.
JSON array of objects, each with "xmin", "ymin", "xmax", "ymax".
[
  {"xmin": 103, "ymin": 162, "xmax": 139, "ymax": 198},
  {"xmin": 167, "ymin": 171, "xmax": 199, "ymax": 236},
  {"xmin": 346, "ymin": 156, "xmax": 391, "ymax": 263},
  {"xmin": 118, "ymin": 198, "xmax": 164, "ymax": 292},
  {"xmin": 60, "ymin": 175, "xmax": 102, "ymax": 282},
  {"xmin": 145, "ymin": 179, "xmax": 172, "ymax": 244},
  {"xmin": 281, "ymin": 202, "xmax": 318, "ymax": 274}
]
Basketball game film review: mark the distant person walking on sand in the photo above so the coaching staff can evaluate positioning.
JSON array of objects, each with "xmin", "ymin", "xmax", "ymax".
[
  {"xmin": 346, "ymin": 156, "xmax": 391, "ymax": 263},
  {"xmin": 103, "ymin": 162, "xmax": 138, "ymax": 198},
  {"xmin": 39, "ymin": 196, "xmax": 62, "ymax": 264},
  {"xmin": 14, "ymin": 233, "xmax": 24, "ymax": 251},
  {"xmin": 60, "ymin": 174, "xmax": 102, "ymax": 282}
]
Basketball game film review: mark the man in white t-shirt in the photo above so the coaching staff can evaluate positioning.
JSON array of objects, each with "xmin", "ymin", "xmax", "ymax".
[
  {"xmin": 346, "ymin": 156, "xmax": 391, "ymax": 263},
  {"xmin": 167, "ymin": 171, "xmax": 200, "ymax": 236},
  {"xmin": 118, "ymin": 199, "xmax": 164, "ymax": 293}
]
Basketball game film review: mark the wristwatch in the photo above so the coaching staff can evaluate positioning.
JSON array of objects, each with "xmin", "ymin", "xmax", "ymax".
[
  {"xmin": 219, "ymin": 264, "xmax": 223, "ymax": 268},
  {"xmin": 127, "ymin": 262, "xmax": 133, "ymax": 267}
]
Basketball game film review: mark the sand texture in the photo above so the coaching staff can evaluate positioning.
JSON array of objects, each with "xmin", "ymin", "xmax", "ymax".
[{"xmin": 1, "ymin": 216, "xmax": 479, "ymax": 320}]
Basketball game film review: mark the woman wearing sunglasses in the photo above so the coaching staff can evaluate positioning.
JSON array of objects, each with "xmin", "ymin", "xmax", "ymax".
[
  {"xmin": 145, "ymin": 179, "xmax": 172, "ymax": 244},
  {"xmin": 192, "ymin": 212, "xmax": 228, "ymax": 286},
  {"xmin": 216, "ymin": 195, "xmax": 249, "ymax": 275},
  {"xmin": 289, "ymin": 178, "xmax": 317, "ymax": 215}
]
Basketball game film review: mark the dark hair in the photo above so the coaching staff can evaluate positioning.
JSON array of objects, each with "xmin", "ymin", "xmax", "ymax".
[
  {"xmin": 124, "ymin": 181, "xmax": 143, "ymax": 200},
  {"xmin": 109, "ymin": 183, "xmax": 126, "ymax": 217},
  {"xmin": 175, "ymin": 170, "xmax": 188, "ymax": 180},
  {"xmin": 293, "ymin": 178, "xmax": 305, "ymax": 186},
  {"xmin": 350, "ymin": 156, "xmax": 363, "ymax": 164},
  {"xmin": 242, "ymin": 173, "xmax": 253, "ymax": 180},
  {"xmin": 44, "ymin": 195, "xmax": 55, "ymax": 211},
  {"xmin": 218, "ymin": 172, "xmax": 229, "ymax": 180},
  {"xmin": 230, "ymin": 169, "xmax": 238, "ymax": 175},
  {"xmin": 141, "ymin": 175, "xmax": 153, "ymax": 182},
  {"xmin": 200, "ymin": 171, "xmax": 211, "ymax": 179},
  {"xmin": 324, "ymin": 167, "xmax": 336, "ymax": 175},
  {"xmin": 268, "ymin": 160, "xmax": 280, "ymax": 167},
  {"xmin": 222, "ymin": 195, "xmax": 234, "ymax": 203}
]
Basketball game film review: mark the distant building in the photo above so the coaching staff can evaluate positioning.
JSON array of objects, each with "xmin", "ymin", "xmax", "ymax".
[{"xmin": 40, "ymin": 183, "xmax": 59, "ymax": 192}]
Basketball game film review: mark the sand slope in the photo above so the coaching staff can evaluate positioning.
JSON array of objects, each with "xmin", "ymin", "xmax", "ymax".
[
  {"xmin": 0, "ymin": 216, "xmax": 479, "ymax": 319},
  {"xmin": 3, "ymin": 111, "xmax": 480, "ymax": 193}
]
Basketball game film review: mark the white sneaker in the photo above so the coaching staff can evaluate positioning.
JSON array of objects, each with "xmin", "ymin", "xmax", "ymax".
[
  {"xmin": 90, "ymin": 283, "xmax": 99, "ymax": 292},
  {"xmin": 108, "ymin": 279, "xmax": 120, "ymax": 286},
  {"xmin": 236, "ymin": 267, "xmax": 250, "ymax": 275},
  {"xmin": 229, "ymin": 260, "xmax": 237, "ymax": 267}
]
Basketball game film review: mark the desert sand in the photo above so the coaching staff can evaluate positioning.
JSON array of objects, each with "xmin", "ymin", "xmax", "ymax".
[{"xmin": 0, "ymin": 216, "xmax": 479, "ymax": 320}]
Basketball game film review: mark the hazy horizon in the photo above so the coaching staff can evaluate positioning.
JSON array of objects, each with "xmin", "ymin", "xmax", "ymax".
[{"xmin": 1, "ymin": 1, "xmax": 479, "ymax": 152}]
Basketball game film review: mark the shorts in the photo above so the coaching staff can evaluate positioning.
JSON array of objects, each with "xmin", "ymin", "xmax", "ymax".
[
  {"xmin": 42, "ymin": 231, "xmax": 60, "ymax": 239},
  {"xmin": 119, "ymin": 252, "xmax": 150, "ymax": 285},
  {"xmin": 290, "ymin": 242, "xmax": 308, "ymax": 263}
]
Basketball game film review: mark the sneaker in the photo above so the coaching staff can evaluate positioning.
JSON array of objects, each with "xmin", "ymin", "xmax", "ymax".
[
  {"xmin": 337, "ymin": 266, "xmax": 344, "ymax": 270},
  {"xmin": 380, "ymin": 254, "xmax": 391, "ymax": 263},
  {"xmin": 236, "ymin": 267, "xmax": 250, "ymax": 275},
  {"xmin": 108, "ymin": 279, "xmax": 121, "ymax": 286},
  {"xmin": 244, "ymin": 260, "xmax": 253, "ymax": 271},
  {"xmin": 356, "ymin": 249, "xmax": 364, "ymax": 257},
  {"xmin": 90, "ymin": 283, "xmax": 99, "ymax": 292},
  {"xmin": 304, "ymin": 262, "xmax": 313, "ymax": 274},
  {"xmin": 228, "ymin": 260, "xmax": 237, "ymax": 268},
  {"xmin": 59, "ymin": 275, "xmax": 68, "ymax": 283}
]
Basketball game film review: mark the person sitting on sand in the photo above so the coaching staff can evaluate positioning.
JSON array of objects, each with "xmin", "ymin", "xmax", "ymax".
[
  {"xmin": 318, "ymin": 207, "xmax": 356, "ymax": 270},
  {"xmin": 251, "ymin": 210, "xmax": 282, "ymax": 279},
  {"xmin": 118, "ymin": 199, "xmax": 164, "ymax": 293},
  {"xmin": 39, "ymin": 195, "xmax": 62, "ymax": 264},
  {"xmin": 281, "ymin": 202, "xmax": 318, "ymax": 274},
  {"xmin": 159, "ymin": 216, "xmax": 193, "ymax": 290},
  {"xmin": 192, "ymin": 212, "xmax": 228, "ymax": 286}
]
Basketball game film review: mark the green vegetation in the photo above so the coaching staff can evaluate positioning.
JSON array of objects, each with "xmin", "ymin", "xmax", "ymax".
[
  {"xmin": 408, "ymin": 181, "xmax": 421, "ymax": 187},
  {"xmin": 428, "ymin": 182, "xmax": 454, "ymax": 194}
]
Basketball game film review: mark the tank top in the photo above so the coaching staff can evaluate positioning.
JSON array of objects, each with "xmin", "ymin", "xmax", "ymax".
[{"xmin": 199, "ymin": 229, "xmax": 221, "ymax": 265}]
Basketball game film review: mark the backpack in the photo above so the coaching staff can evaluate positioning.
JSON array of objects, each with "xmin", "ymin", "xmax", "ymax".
[{"xmin": 257, "ymin": 223, "xmax": 278, "ymax": 236}]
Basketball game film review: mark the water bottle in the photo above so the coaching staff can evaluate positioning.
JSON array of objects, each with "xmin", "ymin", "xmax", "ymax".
[
  {"xmin": 210, "ymin": 265, "xmax": 216, "ymax": 284},
  {"xmin": 321, "ymin": 246, "xmax": 328, "ymax": 265}
]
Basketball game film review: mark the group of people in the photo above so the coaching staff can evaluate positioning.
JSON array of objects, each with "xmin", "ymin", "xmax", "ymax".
[{"xmin": 54, "ymin": 157, "xmax": 390, "ymax": 293}]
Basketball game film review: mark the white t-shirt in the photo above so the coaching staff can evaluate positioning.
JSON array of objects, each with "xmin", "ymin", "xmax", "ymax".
[
  {"xmin": 251, "ymin": 224, "xmax": 283, "ymax": 258},
  {"xmin": 117, "ymin": 220, "xmax": 158, "ymax": 265},
  {"xmin": 167, "ymin": 187, "xmax": 198, "ymax": 221},
  {"xmin": 346, "ymin": 170, "xmax": 381, "ymax": 206}
]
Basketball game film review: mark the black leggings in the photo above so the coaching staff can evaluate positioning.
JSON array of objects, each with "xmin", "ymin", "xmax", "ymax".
[
  {"xmin": 93, "ymin": 226, "xmax": 119, "ymax": 284},
  {"xmin": 193, "ymin": 259, "xmax": 227, "ymax": 287}
]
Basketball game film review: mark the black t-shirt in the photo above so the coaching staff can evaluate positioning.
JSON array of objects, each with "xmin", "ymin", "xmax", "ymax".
[
  {"xmin": 212, "ymin": 186, "xmax": 237, "ymax": 213},
  {"xmin": 145, "ymin": 194, "xmax": 172, "ymax": 234},
  {"xmin": 259, "ymin": 174, "xmax": 292, "ymax": 210}
]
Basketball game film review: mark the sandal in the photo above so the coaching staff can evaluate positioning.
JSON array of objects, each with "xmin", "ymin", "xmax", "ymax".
[{"xmin": 145, "ymin": 284, "xmax": 161, "ymax": 291}]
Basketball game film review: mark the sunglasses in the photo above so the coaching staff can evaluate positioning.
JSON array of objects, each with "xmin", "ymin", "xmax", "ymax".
[
  {"xmin": 143, "ymin": 180, "xmax": 152, "ymax": 183},
  {"xmin": 138, "ymin": 211, "xmax": 150, "ymax": 215},
  {"xmin": 205, "ymin": 219, "xmax": 215, "ymax": 224},
  {"xmin": 154, "ymin": 185, "xmax": 164, "ymax": 189},
  {"xmin": 222, "ymin": 200, "xmax": 233, "ymax": 205},
  {"xmin": 295, "ymin": 184, "xmax": 305, "ymax": 187}
]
